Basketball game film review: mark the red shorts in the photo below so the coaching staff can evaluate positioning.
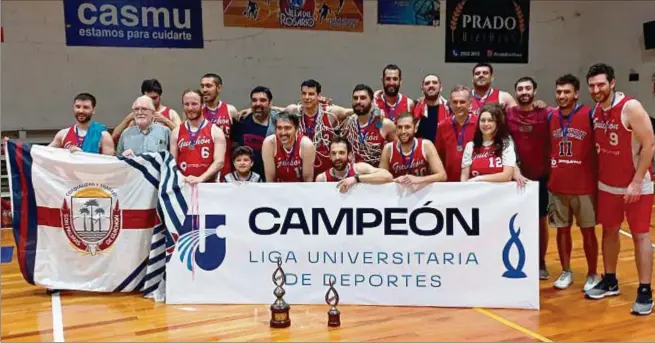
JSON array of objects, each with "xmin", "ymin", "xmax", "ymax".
[{"xmin": 597, "ymin": 190, "xmax": 653, "ymax": 234}]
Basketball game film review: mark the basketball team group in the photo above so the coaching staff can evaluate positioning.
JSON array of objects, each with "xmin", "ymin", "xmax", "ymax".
[{"xmin": 35, "ymin": 62, "xmax": 653, "ymax": 316}]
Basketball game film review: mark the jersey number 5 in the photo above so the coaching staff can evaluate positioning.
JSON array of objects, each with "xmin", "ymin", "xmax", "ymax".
[{"xmin": 559, "ymin": 140, "xmax": 573, "ymax": 157}]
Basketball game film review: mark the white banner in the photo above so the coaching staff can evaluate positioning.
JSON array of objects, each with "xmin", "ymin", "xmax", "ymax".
[{"xmin": 165, "ymin": 182, "xmax": 540, "ymax": 309}]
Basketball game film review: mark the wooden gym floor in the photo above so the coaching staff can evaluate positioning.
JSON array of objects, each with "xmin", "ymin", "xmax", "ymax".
[{"xmin": 2, "ymin": 218, "xmax": 655, "ymax": 342}]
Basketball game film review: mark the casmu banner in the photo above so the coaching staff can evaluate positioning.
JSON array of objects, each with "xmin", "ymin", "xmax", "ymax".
[{"xmin": 164, "ymin": 183, "xmax": 540, "ymax": 309}]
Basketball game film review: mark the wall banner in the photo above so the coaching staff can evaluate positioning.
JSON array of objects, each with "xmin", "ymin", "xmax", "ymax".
[{"xmin": 378, "ymin": 0, "xmax": 441, "ymax": 27}]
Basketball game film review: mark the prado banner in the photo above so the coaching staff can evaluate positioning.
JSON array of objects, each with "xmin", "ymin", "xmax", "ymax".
[
  {"xmin": 378, "ymin": 0, "xmax": 441, "ymax": 27},
  {"xmin": 63, "ymin": 0, "xmax": 204, "ymax": 48},
  {"xmin": 223, "ymin": 0, "xmax": 364, "ymax": 32},
  {"xmin": 445, "ymin": 0, "xmax": 530, "ymax": 63},
  {"xmin": 164, "ymin": 182, "xmax": 540, "ymax": 309}
]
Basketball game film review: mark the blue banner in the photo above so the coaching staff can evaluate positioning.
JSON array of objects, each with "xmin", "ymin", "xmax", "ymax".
[
  {"xmin": 63, "ymin": 0, "xmax": 204, "ymax": 49},
  {"xmin": 377, "ymin": 0, "xmax": 441, "ymax": 26}
]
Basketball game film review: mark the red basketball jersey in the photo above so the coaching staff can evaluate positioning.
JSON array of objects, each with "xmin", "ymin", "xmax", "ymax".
[
  {"xmin": 203, "ymin": 102, "xmax": 232, "ymax": 179},
  {"xmin": 322, "ymin": 163, "xmax": 356, "ymax": 182},
  {"xmin": 469, "ymin": 144, "xmax": 504, "ymax": 177},
  {"xmin": 177, "ymin": 121, "xmax": 215, "ymax": 180},
  {"xmin": 375, "ymin": 93, "xmax": 411, "ymax": 122},
  {"xmin": 274, "ymin": 135, "xmax": 304, "ymax": 182},
  {"xmin": 548, "ymin": 104, "xmax": 597, "ymax": 195},
  {"xmin": 436, "ymin": 115, "xmax": 478, "ymax": 182},
  {"xmin": 62, "ymin": 125, "xmax": 84, "ymax": 149},
  {"xmin": 593, "ymin": 95, "xmax": 651, "ymax": 188},
  {"xmin": 471, "ymin": 88, "xmax": 500, "ymax": 114},
  {"xmin": 388, "ymin": 138, "xmax": 429, "ymax": 178},
  {"xmin": 352, "ymin": 116, "xmax": 386, "ymax": 167},
  {"xmin": 299, "ymin": 106, "xmax": 333, "ymax": 177},
  {"xmin": 160, "ymin": 106, "xmax": 171, "ymax": 120}
]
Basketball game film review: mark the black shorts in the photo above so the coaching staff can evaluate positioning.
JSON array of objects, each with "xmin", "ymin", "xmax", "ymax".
[{"xmin": 538, "ymin": 177, "xmax": 549, "ymax": 217}]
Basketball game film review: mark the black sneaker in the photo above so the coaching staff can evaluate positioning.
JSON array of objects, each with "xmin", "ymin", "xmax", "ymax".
[
  {"xmin": 632, "ymin": 289, "xmax": 653, "ymax": 316},
  {"xmin": 584, "ymin": 275, "xmax": 620, "ymax": 299}
]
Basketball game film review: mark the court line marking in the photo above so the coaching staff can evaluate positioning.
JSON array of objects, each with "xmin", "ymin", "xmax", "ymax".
[
  {"xmin": 619, "ymin": 229, "xmax": 655, "ymax": 248},
  {"xmin": 474, "ymin": 308, "xmax": 553, "ymax": 342},
  {"xmin": 51, "ymin": 293, "xmax": 65, "ymax": 342}
]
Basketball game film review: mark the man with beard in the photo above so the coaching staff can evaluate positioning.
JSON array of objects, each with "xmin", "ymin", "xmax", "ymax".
[
  {"xmin": 380, "ymin": 112, "xmax": 447, "ymax": 184},
  {"xmin": 315, "ymin": 136, "xmax": 393, "ymax": 193},
  {"xmin": 470, "ymin": 63, "xmax": 517, "ymax": 113},
  {"xmin": 545, "ymin": 74, "xmax": 600, "ymax": 292},
  {"xmin": 261, "ymin": 111, "xmax": 316, "ymax": 182},
  {"xmin": 279, "ymin": 79, "xmax": 354, "ymax": 177},
  {"xmin": 232, "ymin": 86, "xmax": 278, "ymax": 179},
  {"xmin": 374, "ymin": 64, "xmax": 414, "ymax": 122},
  {"xmin": 200, "ymin": 73, "xmax": 241, "ymax": 180},
  {"xmin": 111, "ymin": 79, "xmax": 181, "ymax": 143},
  {"xmin": 413, "ymin": 74, "xmax": 450, "ymax": 143},
  {"xmin": 170, "ymin": 89, "xmax": 226, "ymax": 184},
  {"xmin": 49, "ymin": 92, "xmax": 115, "ymax": 155},
  {"xmin": 436, "ymin": 85, "xmax": 478, "ymax": 182},
  {"xmin": 341, "ymin": 84, "xmax": 396, "ymax": 167},
  {"xmin": 506, "ymin": 76, "xmax": 554, "ymax": 280},
  {"xmin": 116, "ymin": 95, "xmax": 170, "ymax": 157},
  {"xmin": 584, "ymin": 63, "xmax": 653, "ymax": 316}
]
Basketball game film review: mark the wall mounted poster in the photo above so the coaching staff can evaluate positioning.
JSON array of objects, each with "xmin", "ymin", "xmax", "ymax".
[
  {"xmin": 378, "ymin": 0, "xmax": 441, "ymax": 26},
  {"xmin": 445, "ymin": 0, "xmax": 530, "ymax": 63},
  {"xmin": 223, "ymin": 0, "xmax": 364, "ymax": 32}
]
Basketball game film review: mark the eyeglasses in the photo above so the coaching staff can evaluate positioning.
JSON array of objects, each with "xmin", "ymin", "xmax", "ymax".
[{"xmin": 132, "ymin": 107, "xmax": 153, "ymax": 113}]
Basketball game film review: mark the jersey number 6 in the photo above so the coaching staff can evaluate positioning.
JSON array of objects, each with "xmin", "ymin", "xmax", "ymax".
[{"xmin": 201, "ymin": 146, "xmax": 211, "ymax": 159}]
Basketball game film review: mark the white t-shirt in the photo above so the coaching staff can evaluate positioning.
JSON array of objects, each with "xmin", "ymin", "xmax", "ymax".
[{"xmin": 461, "ymin": 137, "xmax": 517, "ymax": 169}]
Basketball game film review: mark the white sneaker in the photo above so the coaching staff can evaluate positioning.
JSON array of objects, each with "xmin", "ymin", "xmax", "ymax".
[
  {"xmin": 583, "ymin": 274, "xmax": 601, "ymax": 292},
  {"xmin": 554, "ymin": 270, "xmax": 573, "ymax": 289}
]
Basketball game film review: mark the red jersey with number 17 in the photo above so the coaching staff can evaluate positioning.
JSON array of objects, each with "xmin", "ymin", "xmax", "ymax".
[
  {"xmin": 177, "ymin": 121, "xmax": 215, "ymax": 180},
  {"xmin": 203, "ymin": 102, "xmax": 232, "ymax": 180},
  {"xmin": 548, "ymin": 105, "xmax": 596, "ymax": 195},
  {"xmin": 274, "ymin": 135, "xmax": 304, "ymax": 182},
  {"xmin": 388, "ymin": 138, "xmax": 429, "ymax": 178}
]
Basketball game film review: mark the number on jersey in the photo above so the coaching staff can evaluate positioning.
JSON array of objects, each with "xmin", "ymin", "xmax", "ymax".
[
  {"xmin": 488, "ymin": 157, "xmax": 502, "ymax": 168},
  {"xmin": 609, "ymin": 132, "xmax": 619, "ymax": 146},
  {"xmin": 559, "ymin": 140, "xmax": 573, "ymax": 157},
  {"xmin": 201, "ymin": 146, "xmax": 210, "ymax": 159}
]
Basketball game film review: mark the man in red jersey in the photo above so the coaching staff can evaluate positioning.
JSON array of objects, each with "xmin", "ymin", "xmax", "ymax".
[
  {"xmin": 436, "ymin": 85, "xmax": 478, "ymax": 182},
  {"xmin": 546, "ymin": 74, "xmax": 600, "ymax": 292},
  {"xmin": 279, "ymin": 79, "xmax": 354, "ymax": 177},
  {"xmin": 380, "ymin": 112, "xmax": 447, "ymax": 184},
  {"xmin": 262, "ymin": 111, "xmax": 316, "ymax": 182},
  {"xmin": 506, "ymin": 76, "xmax": 553, "ymax": 280},
  {"xmin": 200, "ymin": 73, "xmax": 241, "ymax": 180},
  {"xmin": 583, "ymin": 63, "xmax": 653, "ymax": 316},
  {"xmin": 170, "ymin": 89, "xmax": 226, "ymax": 184},
  {"xmin": 374, "ymin": 64, "xmax": 415, "ymax": 122},
  {"xmin": 315, "ymin": 136, "xmax": 393, "ymax": 192},
  {"xmin": 340, "ymin": 84, "xmax": 396, "ymax": 167},
  {"xmin": 111, "ymin": 79, "xmax": 181, "ymax": 143},
  {"xmin": 414, "ymin": 74, "xmax": 450, "ymax": 144},
  {"xmin": 49, "ymin": 93, "xmax": 115, "ymax": 155},
  {"xmin": 470, "ymin": 63, "xmax": 517, "ymax": 114}
]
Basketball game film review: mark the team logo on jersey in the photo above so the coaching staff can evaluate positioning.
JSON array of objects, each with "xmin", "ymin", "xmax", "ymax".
[
  {"xmin": 175, "ymin": 214, "xmax": 227, "ymax": 272},
  {"xmin": 61, "ymin": 183, "xmax": 121, "ymax": 256}
]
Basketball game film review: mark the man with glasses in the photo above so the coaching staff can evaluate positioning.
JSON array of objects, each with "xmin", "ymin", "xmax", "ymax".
[{"xmin": 116, "ymin": 95, "xmax": 170, "ymax": 158}]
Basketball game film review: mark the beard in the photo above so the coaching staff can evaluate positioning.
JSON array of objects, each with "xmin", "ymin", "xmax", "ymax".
[
  {"xmin": 185, "ymin": 110, "xmax": 202, "ymax": 121},
  {"xmin": 76, "ymin": 113, "xmax": 91, "ymax": 123},
  {"xmin": 423, "ymin": 90, "xmax": 440, "ymax": 101},
  {"xmin": 353, "ymin": 103, "xmax": 372, "ymax": 116},
  {"xmin": 518, "ymin": 94, "xmax": 534, "ymax": 105},
  {"xmin": 332, "ymin": 158, "xmax": 348, "ymax": 171},
  {"xmin": 384, "ymin": 85, "xmax": 399, "ymax": 97}
]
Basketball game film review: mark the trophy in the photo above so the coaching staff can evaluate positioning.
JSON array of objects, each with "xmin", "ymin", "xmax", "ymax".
[
  {"xmin": 270, "ymin": 257, "xmax": 291, "ymax": 328},
  {"xmin": 325, "ymin": 276, "xmax": 341, "ymax": 327}
]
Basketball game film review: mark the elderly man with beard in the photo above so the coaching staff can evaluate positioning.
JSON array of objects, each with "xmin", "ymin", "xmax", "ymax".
[
  {"xmin": 374, "ymin": 64, "xmax": 414, "ymax": 122},
  {"xmin": 49, "ymin": 92, "xmax": 115, "ymax": 155},
  {"xmin": 413, "ymin": 74, "xmax": 450, "ymax": 143},
  {"xmin": 341, "ymin": 84, "xmax": 396, "ymax": 167},
  {"xmin": 316, "ymin": 136, "xmax": 393, "ymax": 192},
  {"xmin": 116, "ymin": 95, "xmax": 170, "ymax": 158}
]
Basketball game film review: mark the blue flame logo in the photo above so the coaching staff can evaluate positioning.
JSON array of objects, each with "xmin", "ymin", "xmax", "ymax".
[
  {"xmin": 501, "ymin": 213, "xmax": 527, "ymax": 279},
  {"xmin": 177, "ymin": 215, "xmax": 227, "ymax": 272}
]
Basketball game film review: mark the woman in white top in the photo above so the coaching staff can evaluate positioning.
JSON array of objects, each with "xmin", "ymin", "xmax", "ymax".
[{"xmin": 460, "ymin": 103, "xmax": 517, "ymax": 182}]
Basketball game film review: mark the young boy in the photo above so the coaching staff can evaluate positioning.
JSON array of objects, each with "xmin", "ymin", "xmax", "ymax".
[{"xmin": 223, "ymin": 146, "xmax": 264, "ymax": 183}]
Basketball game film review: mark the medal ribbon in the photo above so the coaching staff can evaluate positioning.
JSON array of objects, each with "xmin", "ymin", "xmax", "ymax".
[
  {"xmin": 451, "ymin": 115, "xmax": 470, "ymax": 150},
  {"xmin": 187, "ymin": 118, "xmax": 206, "ymax": 149},
  {"xmin": 558, "ymin": 104, "xmax": 582, "ymax": 141},
  {"xmin": 303, "ymin": 107, "xmax": 320, "ymax": 139},
  {"xmin": 600, "ymin": 92, "xmax": 617, "ymax": 131},
  {"xmin": 383, "ymin": 94, "xmax": 401, "ymax": 121},
  {"xmin": 399, "ymin": 139, "xmax": 417, "ymax": 170},
  {"xmin": 357, "ymin": 115, "xmax": 375, "ymax": 144},
  {"xmin": 203, "ymin": 104, "xmax": 219, "ymax": 124},
  {"xmin": 472, "ymin": 88, "xmax": 492, "ymax": 112},
  {"xmin": 74, "ymin": 126, "xmax": 84, "ymax": 148}
]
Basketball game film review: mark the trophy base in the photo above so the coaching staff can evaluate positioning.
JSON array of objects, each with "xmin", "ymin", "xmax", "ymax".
[
  {"xmin": 327, "ymin": 312, "xmax": 341, "ymax": 328},
  {"xmin": 270, "ymin": 307, "xmax": 291, "ymax": 328}
]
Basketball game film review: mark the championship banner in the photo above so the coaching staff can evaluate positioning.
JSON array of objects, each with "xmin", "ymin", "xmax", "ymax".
[
  {"xmin": 4, "ymin": 141, "xmax": 166, "ymax": 293},
  {"xmin": 164, "ymin": 182, "xmax": 540, "ymax": 309},
  {"xmin": 445, "ymin": 0, "xmax": 530, "ymax": 63},
  {"xmin": 377, "ymin": 0, "xmax": 441, "ymax": 27},
  {"xmin": 63, "ymin": 0, "xmax": 204, "ymax": 49},
  {"xmin": 223, "ymin": 0, "xmax": 364, "ymax": 33}
]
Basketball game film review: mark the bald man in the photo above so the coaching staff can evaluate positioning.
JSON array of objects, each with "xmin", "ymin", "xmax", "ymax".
[{"xmin": 116, "ymin": 95, "xmax": 171, "ymax": 157}]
